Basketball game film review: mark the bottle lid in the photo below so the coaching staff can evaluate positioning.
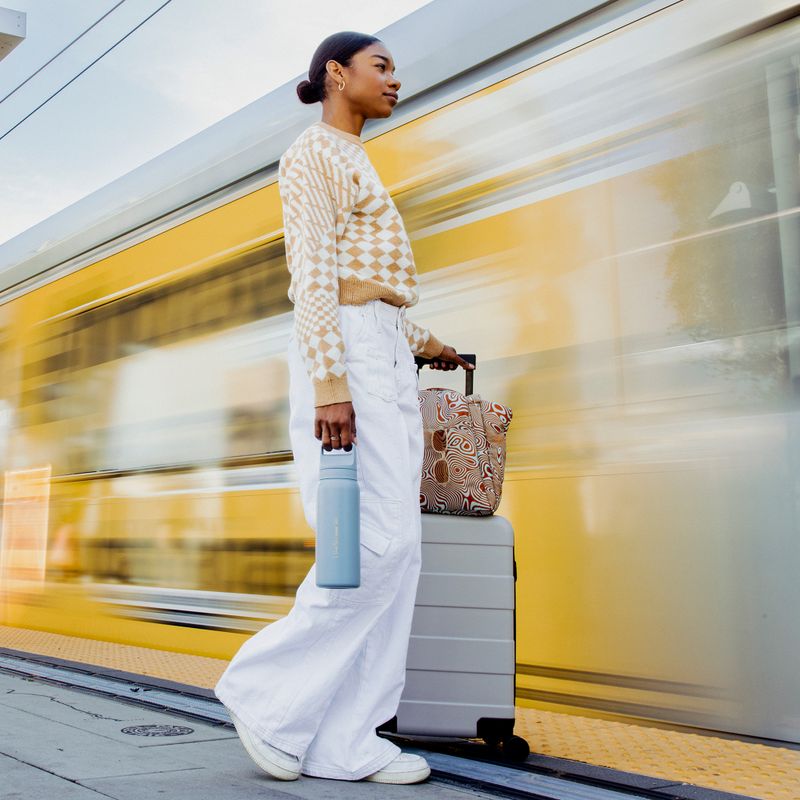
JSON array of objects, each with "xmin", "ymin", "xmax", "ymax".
[{"xmin": 319, "ymin": 443, "xmax": 358, "ymax": 478}]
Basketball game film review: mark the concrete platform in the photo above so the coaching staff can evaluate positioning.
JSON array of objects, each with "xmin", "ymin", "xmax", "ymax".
[
  {"xmin": 0, "ymin": 669, "xmax": 501, "ymax": 800},
  {"xmin": 4, "ymin": 624, "xmax": 797, "ymax": 800}
]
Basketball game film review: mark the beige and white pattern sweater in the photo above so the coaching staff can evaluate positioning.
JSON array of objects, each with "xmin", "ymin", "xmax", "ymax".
[{"xmin": 279, "ymin": 120, "xmax": 445, "ymax": 407}]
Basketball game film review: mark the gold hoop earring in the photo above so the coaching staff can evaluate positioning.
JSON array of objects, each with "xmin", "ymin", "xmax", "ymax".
[{"xmin": 338, "ymin": 80, "xmax": 345, "ymax": 91}]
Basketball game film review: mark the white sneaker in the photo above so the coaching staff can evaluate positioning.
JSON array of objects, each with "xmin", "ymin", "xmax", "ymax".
[
  {"xmin": 228, "ymin": 710, "xmax": 302, "ymax": 780},
  {"xmin": 363, "ymin": 752, "xmax": 431, "ymax": 784}
]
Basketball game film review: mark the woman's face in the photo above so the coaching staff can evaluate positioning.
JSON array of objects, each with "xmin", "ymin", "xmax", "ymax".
[{"xmin": 329, "ymin": 42, "xmax": 401, "ymax": 118}]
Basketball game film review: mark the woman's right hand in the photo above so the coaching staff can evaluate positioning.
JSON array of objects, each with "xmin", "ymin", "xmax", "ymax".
[{"xmin": 315, "ymin": 401, "xmax": 357, "ymax": 451}]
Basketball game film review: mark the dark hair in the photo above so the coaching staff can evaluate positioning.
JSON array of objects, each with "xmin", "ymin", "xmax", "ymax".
[{"xmin": 296, "ymin": 31, "xmax": 381, "ymax": 105}]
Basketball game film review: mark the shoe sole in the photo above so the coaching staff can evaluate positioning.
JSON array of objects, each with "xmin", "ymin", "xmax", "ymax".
[
  {"xmin": 229, "ymin": 713, "xmax": 301, "ymax": 781},
  {"xmin": 364, "ymin": 765, "xmax": 432, "ymax": 784}
]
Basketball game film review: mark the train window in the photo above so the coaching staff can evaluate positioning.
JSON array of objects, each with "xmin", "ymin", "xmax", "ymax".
[{"xmin": 14, "ymin": 243, "xmax": 292, "ymax": 475}]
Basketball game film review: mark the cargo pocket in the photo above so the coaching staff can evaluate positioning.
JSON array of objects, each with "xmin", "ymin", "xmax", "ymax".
[
  {"xmin": 366, "ymin": 342, "xmax": 399, "ymax": 402},
  {"xmin": 360, "ymin": 517, "xmax": 391, "ymax": 555},
  {"xmin": 326, "ymin": 495, "xmax": 401, "ymax": 606}
]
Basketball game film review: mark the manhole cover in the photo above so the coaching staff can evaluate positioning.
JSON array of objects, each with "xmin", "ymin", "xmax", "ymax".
[{"xmin": 121, "ymin": 724, "xmax": 194, "ymax": 737}]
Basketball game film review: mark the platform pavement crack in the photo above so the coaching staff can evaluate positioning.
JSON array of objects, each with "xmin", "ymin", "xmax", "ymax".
[
  {"xmin": 141, "ymin": 735, "xmax": 237, "ymax": 746},
  {"xmin": 0, "ymin": 750, "xmax": 123, "ymax": 799},
  {"xmin": 82, "ymin": 767, "xmax": 204, "ymax": 779},
  {"xmin": 4, "ymin": 689, "xmax": 126, "ymax": 720}
]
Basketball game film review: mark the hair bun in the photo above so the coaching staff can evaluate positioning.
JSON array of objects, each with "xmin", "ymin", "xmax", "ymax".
[{"xmin": 296, "ymin": 79, "xmax": 320, "ymax": 105}]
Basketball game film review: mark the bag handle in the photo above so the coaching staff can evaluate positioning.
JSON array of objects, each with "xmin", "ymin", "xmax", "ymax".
[{"xmin": 414, "ymin": 353, "xmax": 476, "ymax": 395}]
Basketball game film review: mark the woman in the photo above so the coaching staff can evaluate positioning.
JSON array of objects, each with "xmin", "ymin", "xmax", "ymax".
[{"xmin": 214, "ymin": 30, "xmax": 474, "ymax": 786}]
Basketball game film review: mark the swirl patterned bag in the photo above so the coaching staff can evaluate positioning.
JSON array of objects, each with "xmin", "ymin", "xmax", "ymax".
[{"xmin": 415, "ymin": 356, "xmax": 512, "ymax": 516}]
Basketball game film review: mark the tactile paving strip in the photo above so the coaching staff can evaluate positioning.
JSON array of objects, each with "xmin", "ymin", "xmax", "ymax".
[
  {"xmin": 2, "ymin": 625, "xmax": 798, "ymax": 800},
  {"xmin": 513, "ymin": 711, "xmax": 800, "ymax": 800},
  {"xmin": 0, "ymin": 625, "xmax": 228, "ymax": 687}
]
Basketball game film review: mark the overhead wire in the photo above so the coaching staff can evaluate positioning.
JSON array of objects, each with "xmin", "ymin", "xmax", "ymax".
[
  {"xmin": 0, "ymin": 0, "xmax": 128, "ymax": 105},
  {"xmin": 0, "ymin": 0, "xmax": 174, "ymax": 143}
]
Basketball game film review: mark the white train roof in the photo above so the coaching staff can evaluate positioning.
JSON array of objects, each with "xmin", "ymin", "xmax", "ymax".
[{"xmin": 0, "ymin": 0, "xmax": 746, "ymax": 299}]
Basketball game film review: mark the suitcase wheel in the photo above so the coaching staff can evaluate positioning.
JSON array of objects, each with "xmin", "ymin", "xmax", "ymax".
[
  {"xmin": 478, "ymin": 719, "xmax": 530, "ymax": 762},
  {"xmin": 483, "ymin": 733, "xmax": 530, "ymax": 762},
  {"xmin": 500, "ymin": 734, "xmax": 530, "ymax": 762}
]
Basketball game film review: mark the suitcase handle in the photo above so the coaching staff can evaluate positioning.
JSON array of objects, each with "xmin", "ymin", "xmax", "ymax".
[{"xmin": 414, "ymin": 353, "xmax": 476, "ymax": 395}]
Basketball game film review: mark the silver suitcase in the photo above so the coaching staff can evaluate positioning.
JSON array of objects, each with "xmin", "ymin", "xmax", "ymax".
[{"xmin": 377, "ymin": 355, "xmax": 529, "ymax": 762}]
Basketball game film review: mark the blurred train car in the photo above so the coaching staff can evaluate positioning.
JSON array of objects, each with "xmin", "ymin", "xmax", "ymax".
[{"xmin": 1, "ymin": 0, "xmax": 799, "ymax": 744}]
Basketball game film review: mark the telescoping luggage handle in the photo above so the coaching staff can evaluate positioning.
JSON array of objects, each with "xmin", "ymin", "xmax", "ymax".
[{"xmin": 415, "ymin": 353, "xmax": 476, "ymax": 395}]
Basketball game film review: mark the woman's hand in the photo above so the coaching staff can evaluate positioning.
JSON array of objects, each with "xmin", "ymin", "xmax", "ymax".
[
  {"xmin": 315, "ymin": 401, "xmax": 357, "ymax": 451},
  {"xmin": 429, "ymin": 344, "xmax": 475, "ymax": 372}
]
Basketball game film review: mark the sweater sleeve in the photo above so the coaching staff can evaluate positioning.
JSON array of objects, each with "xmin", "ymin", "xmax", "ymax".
[
  {"xmin": 403, "ymin": 315, "xmax": 446, "ymax": 359},
  {"xmin": 279, "ymin": 142, "xmax": 358, "ymax": 407}
]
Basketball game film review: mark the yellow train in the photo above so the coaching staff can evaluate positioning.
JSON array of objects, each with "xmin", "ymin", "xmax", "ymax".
[{"xmin": 2, "ymin": 0, "xmax": 799, "ymax": 745}]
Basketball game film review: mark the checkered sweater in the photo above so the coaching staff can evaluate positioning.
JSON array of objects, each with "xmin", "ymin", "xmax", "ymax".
[{"xmin": 279, "ymin": 120, "xmax": 445, "ymax": 407}]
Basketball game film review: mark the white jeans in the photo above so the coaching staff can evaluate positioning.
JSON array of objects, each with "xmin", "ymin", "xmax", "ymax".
[{"xmin": 214, "ymin": 299, "xmax": 424, "ymax": 780}]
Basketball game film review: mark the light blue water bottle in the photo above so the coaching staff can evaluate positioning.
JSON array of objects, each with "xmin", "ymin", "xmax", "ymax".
[{"xmin": 315, "ymin": 443, "xmax": 360, "ymax": 588}]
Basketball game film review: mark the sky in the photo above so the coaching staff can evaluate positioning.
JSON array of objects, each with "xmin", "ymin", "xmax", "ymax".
[{"xmin": 0, "ymin": 0, "xmax": 432, "ymax": 246}]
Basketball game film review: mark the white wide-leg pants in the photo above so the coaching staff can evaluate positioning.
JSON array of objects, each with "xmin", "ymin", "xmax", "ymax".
[{"xmin": 214, "ymin": 299, "xmax": 424, "ymax": 781}]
